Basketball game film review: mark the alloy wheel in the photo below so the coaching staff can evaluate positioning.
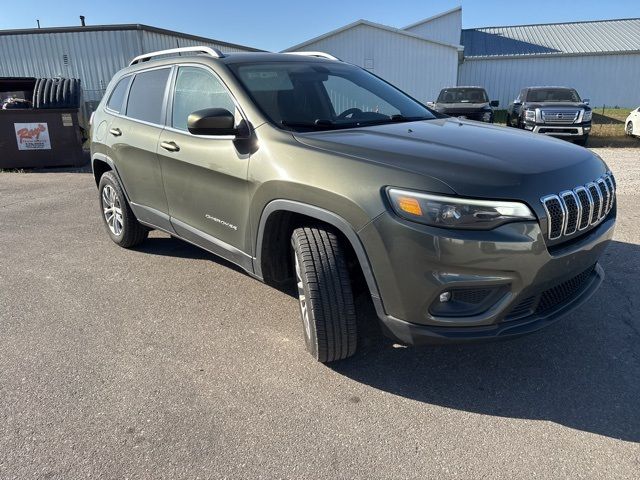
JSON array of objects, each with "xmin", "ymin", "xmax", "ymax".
[
  {"xmin": 294, "ymin": 253, "xmax": 311, "ymax": 340},
  {"xmin": 101, "ymin": 184, "xmax": 123, "ymax": 236}
]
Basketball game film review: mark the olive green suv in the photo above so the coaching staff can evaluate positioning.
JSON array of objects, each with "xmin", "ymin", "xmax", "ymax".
[{"xmin": 91, "ymin": 47, "xmax": 616, "ymax": 362}]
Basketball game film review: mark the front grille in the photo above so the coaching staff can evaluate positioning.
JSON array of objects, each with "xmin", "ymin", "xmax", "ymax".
[
  {"xmin": 505, "ymin": 296, "xmax": 537, "ymax": 320},
  {"xmin": 536, "ymin": 265, "xmax": 595, "ymax": 314},
  {"xmin": 503, "ymin": 265, "xmax": 596, "ymax": 322},
  {"xmin": 451, "ymin": 288, "xmax": 492, "ymax": 304},
  {"xmin": 540, "ymin": 109, "xmax": 581, "ymax": 124},
  {"xmin": 541, "ymin": 172, "xmax": 615, "ymax": 241}
]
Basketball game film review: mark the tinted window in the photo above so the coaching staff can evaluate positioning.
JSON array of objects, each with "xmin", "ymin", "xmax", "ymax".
[
  {"xmin": 437, "ymin": 88, "xmax": 488, "ymax": 104},
  {"xmin": 106, "ymin": 76, "xmax": 130, "ymax": 113},
  {"xmin": 172, "ymin": 66, "xmax": 236, "ymax": 131},
  {"xmin": 126, "ymin": 68, "xmax": 171, "ymax": 124},
  {"xmin": 526, "ymin": 88, "xmax": 581, "ymax": 103}
]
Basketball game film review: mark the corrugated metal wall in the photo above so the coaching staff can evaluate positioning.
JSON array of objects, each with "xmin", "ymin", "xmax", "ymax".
[
  {"xmin": 459, "ymin": 53, "xmax": 640, "ymax": 109},
  {"xmin": 288, "ymin": 24, "xmax": 459, "ymax": 104},
  {"xmin": 404, "ymin": 8, "xmax": 462, "ymax": 46},
  {"xmin": 0, "ymin": 27, "xmax": 255, "ymax": 117}
]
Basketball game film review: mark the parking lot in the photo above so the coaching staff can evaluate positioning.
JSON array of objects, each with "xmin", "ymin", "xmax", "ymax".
[{"xmin": 0, "ymin": 147, "xmax": 639, "ymax": 479}]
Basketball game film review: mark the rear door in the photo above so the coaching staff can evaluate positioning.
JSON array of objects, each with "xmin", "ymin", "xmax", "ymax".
[
  {"xmin": 157, "ymin": 64, "xmax": 252, "ymax": 264},
  {"xmin": 107, "ymin": 67, "xmax": 172, "ymax": 229}
]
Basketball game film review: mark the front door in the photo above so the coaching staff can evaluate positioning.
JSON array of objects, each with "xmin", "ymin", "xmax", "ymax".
[{"xmin": 157, "ymin": 65, "xmax": 252, "ymax": 265}]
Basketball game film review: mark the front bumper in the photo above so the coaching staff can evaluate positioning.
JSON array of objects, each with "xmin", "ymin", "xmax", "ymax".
[
  {"xmin": 358, "ymin": 211, "xmax": 615, "ymax": 344},
  {"xmin": 526, "ymin": 122, "xmax": 591, "ymax": 138}
]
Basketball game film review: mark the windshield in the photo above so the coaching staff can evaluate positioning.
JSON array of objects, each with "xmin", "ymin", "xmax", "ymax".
[
  {"xmin": 228, "ymin": 62, "xmax": 435, "ymax": 131},
  {"xmin": 527, "ymin": 88, "xmax": 581, "ymax": 103},
  {"xmin": 437, "ymin": 88, "xmax": 488, "ymax": 104}
]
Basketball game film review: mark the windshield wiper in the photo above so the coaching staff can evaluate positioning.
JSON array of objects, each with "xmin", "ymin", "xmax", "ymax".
[
  {"xmin": 281, "ymin": 119, "xmax": 337, "ymax": 130},
  {"xmin": 352, "ymin": 115, "xmax": 431, "ymax": 126}
]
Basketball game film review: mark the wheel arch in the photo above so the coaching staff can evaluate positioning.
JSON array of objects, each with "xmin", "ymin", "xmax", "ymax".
[
  {"xmin": 91, "ymin": 153, "xmax": 131, "ymax": 201},
  {"xmin": 254, "ymin": 200, "xmax": 384, "ymax": 315}
]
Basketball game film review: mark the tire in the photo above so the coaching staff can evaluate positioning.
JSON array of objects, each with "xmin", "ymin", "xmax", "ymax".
[
  {"xmin": 98, "ymin": 171, "xmax": 148, "ymax": 248},
  {"xmin": 32, "ymin": 78, "xmax": 43, "ymax": 107},
  {"xmin": 627, "ymin": 122, "xmax": 634, "ymax": 137},
  {"xmin": 41, "ymin": 79, "xmax": 52, "ymax": 109},
  {"xmin": 291, "ymin": 226, "xmax": 357, "ymax": 363},
  {"xmin": 575, "ymin": 136, "xmax": 589, "ymax": 147}
]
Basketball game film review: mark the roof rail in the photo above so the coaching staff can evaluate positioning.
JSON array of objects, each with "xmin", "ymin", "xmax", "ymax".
[
  {"xmin": 129, "ymin": 46, "xmax": 225, "ymax": 66},
  {"xmin": 285, "ymin": 51, "xmax": 341, "ymax": 61}
]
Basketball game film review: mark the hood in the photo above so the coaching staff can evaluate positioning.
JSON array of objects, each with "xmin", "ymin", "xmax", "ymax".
[
  {"xmin": 293, "ymin": 118, "xmax": 608, "ymax": 206},
  {"xmin": 524, "ymin": 101, "xmax": 590, "ymax": 110}
]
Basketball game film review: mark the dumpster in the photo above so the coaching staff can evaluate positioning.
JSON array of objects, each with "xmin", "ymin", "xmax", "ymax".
[{"xmin": 0, "ymin": 77, "xmax": 86, "ymax": 169}]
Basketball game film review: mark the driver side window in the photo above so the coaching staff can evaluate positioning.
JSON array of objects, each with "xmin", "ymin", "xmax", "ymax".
[
  {"xmin": 323, "ymin": 75, "xmax": 400, "ymax": 117},
  {"xmin": 172, "ymin": 66, "xmax": 236, "ymax": 131}
]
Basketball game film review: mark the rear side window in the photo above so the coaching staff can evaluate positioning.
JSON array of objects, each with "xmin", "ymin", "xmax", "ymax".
[
  {"xmin": 106, "ymin": 76, "xmax": 130, "ymax": 113},
  {"xmin": 126, "ymin": 68, "xmax": 171, "ymax": 124},
  {"xmin": 171, "ymin": 66, "xmax": 236, "ymax": 131}
]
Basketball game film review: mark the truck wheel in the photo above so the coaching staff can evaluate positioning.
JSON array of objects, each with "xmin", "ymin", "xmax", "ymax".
[
  {"xmin": 291, "ymin": 227, "xmax": 357, "ymax": 363},
  {"xmin": 575, "ymin": 136, "xmax": 589, "ymax": 147},
  {"xmin": 98, "ymin": 171, "xmax": 148, "ymax": 248}
]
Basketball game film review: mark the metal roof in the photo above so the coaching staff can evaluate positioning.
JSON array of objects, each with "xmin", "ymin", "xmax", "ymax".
[
  {"xmin": 0, "ymin": 23, "xmax": 262, "ymax": 52},
  {"xmin": 462, "ymin": 18, "xmax": 640, "ymax": 57},
  {"xmin": 284, "ymin": 19, "xmax": 463, "ymax": 52}
]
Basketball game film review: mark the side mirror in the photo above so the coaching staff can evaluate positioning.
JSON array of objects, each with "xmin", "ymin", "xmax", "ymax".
[
  {"xmin": 426, "ymin": 101, "xmax": 436, "ymax": 108},
  {"xmin": 583, "ymin": 98, "xmax": 590, "ymax": 106},
  {"xmin": 490, "ymin": 100, "xmax": 499, "ymax": 108},
  {"xmin": 513, "ymin": 100, "xmax": 521, "ymax": 106},
  {"xmin": 187, "ymin": 108, "xmax": 236, "ymax": 136}
]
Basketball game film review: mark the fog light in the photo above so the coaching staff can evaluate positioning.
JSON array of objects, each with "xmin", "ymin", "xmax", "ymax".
[
  {"xmin": 429, "ymin": 285, "xmax": 510, "ymax": 317},
  {"xmin": 439, "ymin": 291, "xmax": 451, "ymax": 302}
]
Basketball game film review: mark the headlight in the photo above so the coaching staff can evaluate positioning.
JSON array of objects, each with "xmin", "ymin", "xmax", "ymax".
[
  {"xmin": 387, "ymin": 188, "xmax": 536, "ymax": 230},
  {"xmin": 525, "ymin": 109, "xmax": 536, "ymax": 122},
  {"xmin": 482, "ymin": 111, "xmax": 492, "ymax": 122},
  {"xmin": 582, "ymin": 110, "xmax": 592, "ymax": 122}
]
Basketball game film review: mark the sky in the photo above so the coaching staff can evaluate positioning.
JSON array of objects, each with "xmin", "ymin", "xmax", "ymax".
[{"xmin": 0, "ymin": 0, "xmax": 638, "ymax": 52}]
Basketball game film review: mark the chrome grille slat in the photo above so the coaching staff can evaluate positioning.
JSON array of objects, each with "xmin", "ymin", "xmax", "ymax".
[
  {"xmin": 586, "ymin": 182, "xmax": 603, "ymax": 225},
  {"xmin": 541, "ymin": 173, "xmax": 615, "ymax": 242},
  {"xmin": 540, "ymin": 109, "xmax": 580, "ymax": 124},
  {"xmin": 573, "ymin": 186, "xmax": 592, "ymax": 231},
  {"xmin": 597, "ymin": 178, "xmax": 610, "ymax": 213},
  {"xmin": 560, "ymin": 190, "xmax": 579, "ymax": 235}
]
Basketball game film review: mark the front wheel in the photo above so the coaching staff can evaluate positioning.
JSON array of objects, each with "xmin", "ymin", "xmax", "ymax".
[
  {"xmin": 627, "ymin": 122, "xmax": 634, "ymax": 136},
  {"xmin": 575, "ymin": 136, "xmax": 589, "ymax": 147},
  {"xmin": 98, "ymin": 171, "xmax": 148, "ymax": 248},
  {"xmin": 291, "ymin": 227, "xmax": 357, "ymax": 363}
]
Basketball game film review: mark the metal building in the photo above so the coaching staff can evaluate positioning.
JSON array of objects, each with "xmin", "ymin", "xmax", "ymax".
[
  {"xmin": 284, "ymin": 8, "xmax": 464, "ymax": 104},
  {"xmin": 459, "ymin": 19, "xmax": 640, "ymax": 109},
  {"xmin": 0, "ymin": 23, "xmax": 259, "ymax": 117}
]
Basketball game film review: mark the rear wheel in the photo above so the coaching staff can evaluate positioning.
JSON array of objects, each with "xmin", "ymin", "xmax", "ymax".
[
  {"xmin": 291, "ymin": 226, "xmax": 357, "ymax": 363},
  {"xmin": 98, "ymin": 171, "xmax": 148, "ymax": 248}
]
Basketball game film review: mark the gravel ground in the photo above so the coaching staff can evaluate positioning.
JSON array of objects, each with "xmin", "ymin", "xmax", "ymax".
[{"xmin": 0, "ymin": 148, "xmax": 639, "ymax": 479}]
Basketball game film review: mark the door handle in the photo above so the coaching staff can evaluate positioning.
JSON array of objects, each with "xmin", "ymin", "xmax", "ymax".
[
  {"xmin": 160, "ymin": 141, "xmax": 180, "ymax": 152},
  {"xmin": 109, "ymin": 127, "xmax": 122, "ymax": 137}
]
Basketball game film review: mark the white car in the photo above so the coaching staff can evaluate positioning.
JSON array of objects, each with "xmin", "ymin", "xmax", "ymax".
[{"xmin": 626, "ymin": 106, "xmax": 640, "ymax": 137}]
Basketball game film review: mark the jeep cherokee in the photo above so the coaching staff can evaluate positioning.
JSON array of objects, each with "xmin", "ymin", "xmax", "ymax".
[{"xmin": 90, "ymin": 47, "xmax": 616, "ymax": 363}]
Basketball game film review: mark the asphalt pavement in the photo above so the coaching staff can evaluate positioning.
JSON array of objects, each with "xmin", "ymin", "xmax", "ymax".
[{"xmin": 0, "ymin": 148, "xmax": 639, "ymax": 479}]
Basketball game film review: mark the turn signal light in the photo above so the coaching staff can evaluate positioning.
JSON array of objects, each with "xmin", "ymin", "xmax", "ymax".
[{"xmin": 397, "ymin": 196, "xmax": 422, "ymax": 216}]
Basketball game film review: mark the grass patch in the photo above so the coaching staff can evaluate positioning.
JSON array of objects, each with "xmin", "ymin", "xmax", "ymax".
[
  {"xmin": 493, "ymin": 108, "xmax": 635, "ymax": 138},
  {"xmin": 0, "ymin": 168, "xmax": 26, "ymax": 173}
]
